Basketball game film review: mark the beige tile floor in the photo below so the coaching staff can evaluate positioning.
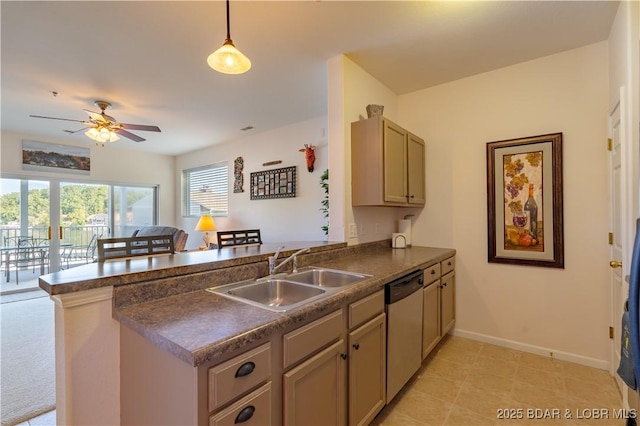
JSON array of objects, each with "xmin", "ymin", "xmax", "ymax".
[
  {"xmin": 18, "ymin": 336, "xmax": 627, "ymax": 426},
  {"xmin": 372, "ymin": 335, "xmax": 626, "ymax": 426}
]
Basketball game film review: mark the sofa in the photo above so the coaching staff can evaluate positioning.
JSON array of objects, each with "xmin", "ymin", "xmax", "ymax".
[{"xmin": 131, "ymin": 226, "xmax": 188, "ymax": 252}]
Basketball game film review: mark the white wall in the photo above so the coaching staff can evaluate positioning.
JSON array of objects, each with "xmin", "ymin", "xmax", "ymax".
[
  {"xmin": 0, "ymin": 130, "xmax": 177, "ymax": 225},
  {"xmin": 175, "ymin": 117, "xmax": 328, "ymax": 250},
  {"xmin": 333, "ymin": 56, "xmax": 421, "ymax": 244},
  {"xmin": 398, "ymin": 42, "xmax": 610, "ymax": 365}
]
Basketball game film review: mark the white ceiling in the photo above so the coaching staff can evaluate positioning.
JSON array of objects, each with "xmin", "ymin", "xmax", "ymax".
[{"xmin": 1, "ymin": 1, "xmax": 619, "ymax": 156}]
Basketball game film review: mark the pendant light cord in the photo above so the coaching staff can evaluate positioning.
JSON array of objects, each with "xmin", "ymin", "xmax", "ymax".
[{"xmin": 225, "ymin": 0, "xmax": 231, "ymax": 41}]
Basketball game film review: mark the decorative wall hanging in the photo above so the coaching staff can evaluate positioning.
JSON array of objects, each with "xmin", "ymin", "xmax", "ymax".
[
  {"xmin": 299, "ymin": 144, "xmax": 316, "ymax": 172},
  {"xmin": 233, "ymin": 156, "xmax": 244, "ymax": 193},
  {"xmin": 22, "ymin": 140, "xmax": 90, "ymax": 174},
  {"xmin": 486, "ymin": 133, "xmax": 564, "ymax": 268},
  {"xmin": 250, "ymin": 166, "xmax": 296, "ymax": 200},
  {"xmin": 262, "ymin": 160, "xmax": 282, "ymax": 167}
]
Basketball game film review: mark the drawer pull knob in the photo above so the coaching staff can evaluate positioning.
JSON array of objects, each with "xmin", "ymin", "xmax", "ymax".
[
  {"xmin": 235, "ymin": 361, "xmax": 255, "ymax": 378},
  {"xmin": 341, "ymin": 353, "xmax": 348, "ymax": 360},
  {"xmin": 353, "ymin": 343, "xmax": 360, "ymax": 350},
  {"xmin": 431, "ymin": 270, "xmax": 436, "ymax": 275},
  {"xmin": 234, "ymin": 405, "xmax": 255, "ymax": 423}
]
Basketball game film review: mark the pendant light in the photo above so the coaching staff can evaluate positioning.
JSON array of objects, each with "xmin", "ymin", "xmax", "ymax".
[{"xmin": 207, "ymin": 0, "xmax": 251, "ymax": 74}]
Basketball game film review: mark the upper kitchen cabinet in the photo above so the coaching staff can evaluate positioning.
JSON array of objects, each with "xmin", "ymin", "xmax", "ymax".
[{"xmin": 351, "ymin": 116, "xmax": 425, "ymax": 207}]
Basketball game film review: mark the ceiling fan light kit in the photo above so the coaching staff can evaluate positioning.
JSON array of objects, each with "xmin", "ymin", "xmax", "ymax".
[
  {"xmin": 29, "ymin": 100, "xmax": 161, "ymax": 145},
  {"xmin": 84, "ymin": 126, "xmax": 120, "ymax": 145},
  {"xmin": 207, "ymin": 0, "xmax": 251, "ymax": 75}
]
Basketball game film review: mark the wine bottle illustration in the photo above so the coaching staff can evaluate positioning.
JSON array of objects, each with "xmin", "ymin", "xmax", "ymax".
[{"xmin": 524, "ymin": 183, "xmax": 538, "ymax": 240}]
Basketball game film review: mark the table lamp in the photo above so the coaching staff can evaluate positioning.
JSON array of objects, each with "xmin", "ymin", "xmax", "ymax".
[{"xmin": 195, "ymin": 214, "xmax": 216, "ymax": 249}]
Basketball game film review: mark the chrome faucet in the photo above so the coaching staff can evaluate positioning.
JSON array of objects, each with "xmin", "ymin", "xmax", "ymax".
[{"xmin": 269, "ymin": 247, "xmax": 310, "ymax": 275}]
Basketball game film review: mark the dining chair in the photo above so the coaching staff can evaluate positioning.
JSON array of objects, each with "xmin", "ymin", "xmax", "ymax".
[
  {"xmin": 61, "ymin": 233, "xmax": 102, "ymax": 269},
  {"xmin": 4, "ymin": 236, "xmax": 47, "ymax": 285}
]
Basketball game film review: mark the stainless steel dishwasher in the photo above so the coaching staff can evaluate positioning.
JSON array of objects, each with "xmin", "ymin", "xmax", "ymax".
[{"xmin": 385, "ymin": 269, "xmax": 424, "ymax": 403}]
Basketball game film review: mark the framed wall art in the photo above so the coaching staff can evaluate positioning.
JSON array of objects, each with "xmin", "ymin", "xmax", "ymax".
[
  {"xmin": 22, "ymin": 140, "xmax": 90, "ymax": 174},
  {"xmin": 486, "ymin": 133, "xmax": 564, "ymax": 268},
  {"xmin": 250, "ymin": 166, "xmax": 296, "ymax": 200}
]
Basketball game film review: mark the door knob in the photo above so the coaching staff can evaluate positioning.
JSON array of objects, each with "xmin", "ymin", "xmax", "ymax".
[{"xmin": 610, "ymin": 260, "xmax": 623, "ymax": 268}]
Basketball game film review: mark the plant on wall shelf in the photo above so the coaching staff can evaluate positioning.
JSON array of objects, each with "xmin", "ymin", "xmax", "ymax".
[{"xmin": 320, "ymin": 169, "xmax": 329, "ymax": 236}]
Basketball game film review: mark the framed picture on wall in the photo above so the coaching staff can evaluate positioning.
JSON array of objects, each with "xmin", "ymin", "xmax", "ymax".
[
  {"xmin": 486, "ymin": 133, "xmax": 564, "ymax": 268},
  {"xmin": 22, "ymin": 140, "xmax": 90, "ymax": 174},
  {"xmin": 250, "ymin": 166, "xmax": 296, "ymax": 200}
]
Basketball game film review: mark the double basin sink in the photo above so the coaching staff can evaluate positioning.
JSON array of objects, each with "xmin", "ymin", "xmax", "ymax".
[{"xmin": 207, "ymin": 266, "xmax": 371, "ymax": 312}]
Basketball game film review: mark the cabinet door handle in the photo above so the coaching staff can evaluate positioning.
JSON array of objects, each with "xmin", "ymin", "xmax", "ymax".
[
  {"xmin": 234, "ymin": 405, "xmax": 255, "ymax": 423},
  {"xmin": 341, "ymin": 353, "xmax": 348, "ymax": 360},
  {"xmin": 353, "ymin": 343, "xmax": 360, "ymax": 350},
  {"xmin": 442, "ymin": 282, "xmax": 447, "ymax": 287},
  {"xmin": 235, "ymin": 361, "xmax": 255, "ymax": 378}
]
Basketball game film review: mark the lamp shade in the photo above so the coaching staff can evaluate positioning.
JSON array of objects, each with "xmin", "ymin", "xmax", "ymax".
[
  {"xmin": 195, "ymin": 214, "xmax": 217, "ymax": 232},
  {"xmin": 207, "ymin": 40, "xmax": 251, "ymax": 74}
]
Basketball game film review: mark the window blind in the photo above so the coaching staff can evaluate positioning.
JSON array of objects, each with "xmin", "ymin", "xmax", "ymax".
[{"xmin": 184, "ymin": 163, "xmax": 228, "ymax": 216}]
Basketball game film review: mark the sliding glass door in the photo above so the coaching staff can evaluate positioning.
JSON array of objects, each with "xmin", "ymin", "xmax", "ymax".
[{"xmin": 0, "ymin": 177, "xmax": 158, "ymax": 279}]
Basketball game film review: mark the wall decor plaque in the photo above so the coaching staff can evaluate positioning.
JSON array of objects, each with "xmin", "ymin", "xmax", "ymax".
[{"xmin": 250, "ymin": 166, "xmax": 296, "ymax": 200}]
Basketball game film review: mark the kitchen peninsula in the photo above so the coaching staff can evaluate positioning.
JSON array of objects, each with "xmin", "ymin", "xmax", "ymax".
[{"xmin": 40, "ymin": 240, "xmax": 455, "ymax": 425}]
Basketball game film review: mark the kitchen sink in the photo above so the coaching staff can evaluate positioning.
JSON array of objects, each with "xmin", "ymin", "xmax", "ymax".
[
  {"xmin": 208, "ymin": 279, "xmax": 328, "ymax": 312},
  {"xmin": 286, "ymin": 267, "xmax": 371, "ymax": 288},
  {"xmin": 208, "ymin": 267, "xmax": 370, "ymax": 312}
]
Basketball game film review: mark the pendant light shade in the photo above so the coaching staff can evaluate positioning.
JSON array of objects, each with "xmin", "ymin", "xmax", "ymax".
[{"xmin": 207, "ymin": 0, "xmax": 251, "ymax": 74}]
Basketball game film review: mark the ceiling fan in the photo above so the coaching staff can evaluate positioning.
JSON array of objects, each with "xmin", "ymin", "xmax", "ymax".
[{"xmin": 30, "ymin": 100, "xmax": 161, "ymax": 144}]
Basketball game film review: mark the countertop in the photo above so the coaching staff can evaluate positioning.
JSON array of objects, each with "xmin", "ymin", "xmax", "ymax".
[
  {"xmin": 39, "ymin": 241, "xmax": 343, "ymax": 295},
  {"xmin": 113, "ymin": 245, "xmax": 456, "ymax": 367}
]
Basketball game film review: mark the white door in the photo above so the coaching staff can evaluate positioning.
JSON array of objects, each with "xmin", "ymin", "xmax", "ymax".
[{"xmin": 609, "ymin": 102, "xmax": 626, "ymax": 396}]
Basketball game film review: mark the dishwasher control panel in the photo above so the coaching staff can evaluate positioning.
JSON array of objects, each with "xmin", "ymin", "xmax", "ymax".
[{"xmin": 385, "ymin": 269, "xmax": 424, "ymax": 304}]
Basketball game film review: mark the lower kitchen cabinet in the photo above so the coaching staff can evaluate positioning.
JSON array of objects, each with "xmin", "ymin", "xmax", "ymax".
[
  {"xmin": 441, "ymin": 271, "xmax": 455, "ymax": 335},
  {"xmin": 283, "ymin": 339, "xmax": 347, "ymax": 426},
  {"xmin": 348, "ymin": 312, "xmax": 386, "ymax": 426},
  {"xmin": 422, "ymin": 280, "xmax": 440, "ymax": 359},
  {"xmin": 422, "ymin": 256, "xmax": 456, "ymax": 359}
]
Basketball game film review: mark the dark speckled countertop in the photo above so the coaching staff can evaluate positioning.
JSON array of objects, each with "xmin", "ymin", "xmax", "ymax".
[
  {"xmin": 39, "ymin": 241, "xmax": 343, "ymax": 295},
  {"xmin": 113, "ymin": 244, "xmax": 455, "ymax": 367}
]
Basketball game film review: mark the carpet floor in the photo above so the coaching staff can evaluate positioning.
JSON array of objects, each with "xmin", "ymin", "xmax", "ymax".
[{"xmin": 1, "ymin": 293, "xmax": 55, "ymax": 426}]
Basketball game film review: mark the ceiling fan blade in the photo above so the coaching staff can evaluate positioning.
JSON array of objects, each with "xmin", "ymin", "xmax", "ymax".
[
  {"xmin": 30, "ymin": 115, "xmax": 88, "ymax": 124},
  {"xmin": 120, "ymin": 123, "xmax": 161, "ymax": 132},
  {"xmin": 83, "ymin": 109, "xmax": 115, "ymax": 123},
  {"xmin": 64, "ymin": 126, "xmax": 91, "ymax": 134},
  {"xmin": 115, "ymin": 128, "xmax": 146, "ymax": 142}
]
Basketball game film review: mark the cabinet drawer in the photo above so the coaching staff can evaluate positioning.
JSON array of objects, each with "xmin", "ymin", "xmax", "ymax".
[
  {"xmin": 208, "ymin": 342, "xmax": 271, "ymax": 412},
  {"xmin": 423, "ymin": 263, "xmax": 441, "ymax": 284},
  {"xmin": 209, "ymin": 382, "xmax": 272, "ymax": 426},
  {"xmin": 283, "ymin": 310, "xmax": 342, "ymax": 369},
  {"xmin": 349, "ymin": 290, "xmax": 384, "ymax": 329},
  {"xmin": 441, "ymin": 256, "xmax": 455, "ymax": 275}
]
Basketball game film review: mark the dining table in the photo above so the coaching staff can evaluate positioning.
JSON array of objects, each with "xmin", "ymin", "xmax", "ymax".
[{"xmin": 1, "ymin": 240, "xmax": 72, "ymax": 283}]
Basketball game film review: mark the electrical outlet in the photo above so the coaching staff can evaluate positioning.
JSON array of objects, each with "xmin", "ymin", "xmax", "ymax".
[
  {"xmin": 349, "ymin": 224, "xmax": 357, "ymax": 238},
  {"xmin": 375, "ymin": 223, "xmax": 380, "ymax": 234}
]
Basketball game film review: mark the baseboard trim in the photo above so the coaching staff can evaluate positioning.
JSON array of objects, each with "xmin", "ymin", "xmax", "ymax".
[{"xmin": 452, "ymin": 328, "xmax": 609, "ymax": 371}]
